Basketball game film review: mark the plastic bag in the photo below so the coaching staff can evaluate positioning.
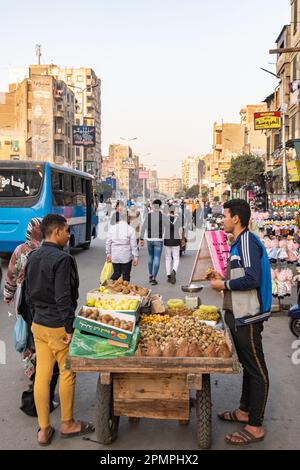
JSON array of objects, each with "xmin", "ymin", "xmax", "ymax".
[
  {"xmin": 100, "ymin": 261, "xmax": 113, "ymax": 283},
  {"xmin": 13, "ymin": 315, "xmax": 28, "ymax": 353},
  {"xmin": 69, "ymin": 327, "xmax": 139, "ymax": 359}
]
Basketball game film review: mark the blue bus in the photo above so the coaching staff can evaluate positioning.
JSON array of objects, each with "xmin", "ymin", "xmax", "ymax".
[{"xmin": 0, "ymin": 161, "xmax": 98, "ymax": 253}]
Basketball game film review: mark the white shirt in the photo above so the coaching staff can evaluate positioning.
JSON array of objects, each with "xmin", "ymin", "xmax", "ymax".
[{"xmin": 106, "ymin": 221, "xmax": 139, "ymax": 264}]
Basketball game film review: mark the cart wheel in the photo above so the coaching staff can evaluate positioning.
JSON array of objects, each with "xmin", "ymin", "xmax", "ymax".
[
  {"xmin": 196, "ymin": 374, "xmax": 212, "ymax": 450},
  {"xmin": 95, "ymin": 377, "xmax": 119, "ymax": 445}
]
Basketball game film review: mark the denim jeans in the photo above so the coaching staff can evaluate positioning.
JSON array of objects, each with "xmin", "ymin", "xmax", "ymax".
[{"xmin": 147, "ymin": 240, "xmax": 163, "ymax": 278}]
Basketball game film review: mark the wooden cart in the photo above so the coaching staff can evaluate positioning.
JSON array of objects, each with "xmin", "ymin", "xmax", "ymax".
[{"xmin": 66, "ymin": 328, "xmax": 240, "ymax": 450}]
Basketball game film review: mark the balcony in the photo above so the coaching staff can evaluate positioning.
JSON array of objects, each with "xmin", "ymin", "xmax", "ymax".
[
  {"xmin": 54, "ymin": 109, "xmax": 65, "ymax": 118},
  {"xmin": 54, "ymin": 155, "xmax": 65, "ymax": 165},
  {"xmin": 54, "ymin": 131, "xmax": 64, "ymax": 141}
]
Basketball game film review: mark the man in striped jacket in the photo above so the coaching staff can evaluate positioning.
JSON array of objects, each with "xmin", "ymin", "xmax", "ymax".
[{"xmin": 211, "ymin": 199, "xmax": 271, "ymax": 446}]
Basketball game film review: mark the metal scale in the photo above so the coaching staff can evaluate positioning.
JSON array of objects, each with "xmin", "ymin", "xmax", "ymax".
[{"xmin": 181, "ymin": 283, "xmax": 204, "ymax": 309}]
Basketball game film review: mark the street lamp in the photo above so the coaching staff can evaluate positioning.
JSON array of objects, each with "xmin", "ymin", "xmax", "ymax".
[
  {"xmin": 260, "ymin": 67, "xmax": 287, "ymax": 194},
  {"xmin": 68, "ymin": 81, "xmax": 100, "ymax": 172}
]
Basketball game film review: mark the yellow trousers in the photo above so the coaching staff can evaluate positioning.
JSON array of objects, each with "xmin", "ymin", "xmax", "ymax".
[{"xmin": 31, "ymin": 322, "xmax": 76, "ymax": 429}]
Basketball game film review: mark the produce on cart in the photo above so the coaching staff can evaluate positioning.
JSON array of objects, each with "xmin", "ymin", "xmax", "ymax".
[
  {"xmin": 67, "ymin": 281, "xmax": 240, "ymax": 450},
  {"xmin": 101, "ymin": 278, "xmax": 149, "ymax": 297},
  {"xmin": 137, "ymin": 315, "xmax": 231, "ymax": 358}
]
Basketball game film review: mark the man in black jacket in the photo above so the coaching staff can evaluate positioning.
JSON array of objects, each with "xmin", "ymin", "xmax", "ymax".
[{"xmin": 25, "ymin": 214, "xmax": 94, "ymax": 445}]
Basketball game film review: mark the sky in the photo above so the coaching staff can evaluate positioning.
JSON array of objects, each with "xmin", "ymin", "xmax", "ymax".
[{"xmin": 0, "ymin": 0, "xmax": 290, "ymax": 177}]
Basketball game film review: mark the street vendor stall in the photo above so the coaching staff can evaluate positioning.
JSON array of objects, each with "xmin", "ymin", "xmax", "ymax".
[{"xmin": 66, "ymin": 278, "xmax": 240, "ymax": 450}]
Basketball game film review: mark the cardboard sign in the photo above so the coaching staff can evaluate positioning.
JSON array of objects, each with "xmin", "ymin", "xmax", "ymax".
[{"xmin": 190, "ymin": 231, "xmax": 229, "ymax": 282}]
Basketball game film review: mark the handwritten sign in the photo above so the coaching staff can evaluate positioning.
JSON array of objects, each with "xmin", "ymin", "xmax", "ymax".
[
  {"xmin": 254, "ymin": 112, "xmax": 282, "ymax": 130},
  {"xmin": 205, "ymin": 231, "xmax": 230, "ymax": 277},
  {"xmin": 190, "ymin": 230, "xmax": 229, "ymax": 283}
]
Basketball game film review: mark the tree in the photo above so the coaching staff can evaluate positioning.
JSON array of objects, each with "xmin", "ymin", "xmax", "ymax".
[
  {"xmin": 225, "ymin": 154, "xmax": 264, "ymax": 189},
  {"xmin": 175, "ymin": 189, "xmax": 186, "ymax": 199},
  {"xmin": 186, "ymin": 184, "xmax": 199, "ymax": 199}
]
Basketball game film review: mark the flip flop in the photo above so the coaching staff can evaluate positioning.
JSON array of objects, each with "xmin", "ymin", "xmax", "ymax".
[
  {"xmin": 60, "ymin": 421, "xmax": 95, "ymax": 439},
  {"xmin": 225, "ymin": 430, "xmax": 265, "ymax": 446},
  {"xmin": 218, "ymin": 410, "xmax": 249, "ymax": 424},
  {"xmin": 37, "ymin": 426, "xmax": 55, "ymax": 446}
]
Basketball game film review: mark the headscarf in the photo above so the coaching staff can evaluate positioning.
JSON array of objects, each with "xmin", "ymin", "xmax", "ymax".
[{"xmin": 25, "ymin": 218, "xmax": 43, "ymax": 249}]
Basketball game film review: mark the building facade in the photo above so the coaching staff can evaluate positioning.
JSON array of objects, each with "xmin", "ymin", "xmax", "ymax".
[
  {"xmin": 29, "ymin": 65, "xmax": 102, "ymax": 177},
  {"xmin": 0, "ymin": 76, "xmax": 75, "ymax": 166},
  {"xmin": 157, "ymin": 177, "xmax": 182, "ymax": 198}
]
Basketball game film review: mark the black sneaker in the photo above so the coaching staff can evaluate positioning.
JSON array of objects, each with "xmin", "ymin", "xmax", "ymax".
[
  {"xmin": 167, "ymin": 275, "xmax": 171, "ymax": 283},
  {"xmin": 149, "ymin": 275, "xmax": 153, "ymax": 283},
  {"xmin": 151, "ymin": 279, "xmax": 158, "ymax": 285},
  {"xmin": 170, "ymin": 270, "xmax": 176, "ymax": 285}
]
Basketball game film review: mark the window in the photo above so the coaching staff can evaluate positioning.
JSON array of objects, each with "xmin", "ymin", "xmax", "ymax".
[
  {"xmin": 76, "ymin": 147, "xmax": 80, "ymax": 157},
  {"xmin": 267, "ymin": 136, "xmax": 271, "ymax": 158},
  {"xmin": 64, "ymin": 174, "xmax": 71, "ymax": 192},
  {"xmin": 274, "ymin": 133, "xmax": 280, "ymax": 151},
  {"xmin": 0, "ymin": 169, "xmax": 43, "ymax": 198},
  {"xmin": 71, "ymin": 176, "xmax": 76, "ymax": 193},
  {"xmin": 291, "ymin": 114, "xmax": 297, "ymax": 139},
  {"xmin": 294, "ymin": 0, "xmax": 298, "ymax": 35},
  {"xmin": 77, "ymin": 75, "xmax": 83, "ymax": 82},
  {"xmin": 76, "ymin": 119, "xmax": 80, "ymax": 125}
]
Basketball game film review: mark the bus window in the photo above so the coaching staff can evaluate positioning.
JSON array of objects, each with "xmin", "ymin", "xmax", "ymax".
[
  {"xmin": 75, "ymin": 177, "xmax": 82, "ymax": 194},
  {"xmin": 71, "ymin": 176, "xmax": 76, "ymax": 193},
  {"xmin": 81, "ymin": 178, "xmax": 86, "ymax": 194},
  {"xmin": 51, "ymin": 170, "xmax": 60, "ymax": 191},
  {"xmin": 59, "ymin": 173, "xmax": 64, "ymax": 191},
  {"xmin": 0, "ymin": 169, "xmax": 43, "ymax": 198},
  {"xmin": 0, "ymin": 169, "xmax": 44, "ymax": 207},
  {"xmin": 64, "ymin": 174, "xmax": 71, "ymax": 193}
]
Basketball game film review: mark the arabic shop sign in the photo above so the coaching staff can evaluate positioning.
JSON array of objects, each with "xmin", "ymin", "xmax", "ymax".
[
  {"xmin": 254, "ymin": 112, "xmax": 282, "ymax": 130},
  {"xmin": 287, "ymin": 160, "xmax": 300, "ymax": 183},
  {"xmin": 72, "ymin": 126, "xmax": 96, "ymax": 147}
]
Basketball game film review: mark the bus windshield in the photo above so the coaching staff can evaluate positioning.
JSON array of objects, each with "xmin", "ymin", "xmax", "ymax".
[{"xmin": 0, "ymin": 169, "xmax": 43, "ymax": 198}]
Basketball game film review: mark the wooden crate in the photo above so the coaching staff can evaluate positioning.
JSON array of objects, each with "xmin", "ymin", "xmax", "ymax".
[{"xmin": 113, "ymin": 373, "xmax": 190, "ymax": 420}]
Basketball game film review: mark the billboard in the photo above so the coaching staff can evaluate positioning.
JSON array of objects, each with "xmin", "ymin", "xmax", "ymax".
[
  {"xmin": 139, "ymin": 170, "xmax": 149, "ymax": 179},
  {"xmin": 254, "ymin": 112, "xmax": 281, "ymax": 130},
  {"xmin": 287, "ymin": 160, "xmax": 300, "ymax": 183},
  {"xmin": 72, "ymin": 126, "xmax": 96, "ymax": 147},
  {"xmin": 105, "ymin": 177, "xmax": 117, "ymax": 190}
]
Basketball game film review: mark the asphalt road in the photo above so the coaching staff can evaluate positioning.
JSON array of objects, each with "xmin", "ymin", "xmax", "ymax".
[{"xmin": 0, "ymin": 231, "xmax": 299, "ymax": 451}]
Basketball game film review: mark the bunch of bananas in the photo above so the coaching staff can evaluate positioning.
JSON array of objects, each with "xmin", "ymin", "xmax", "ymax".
[{"xmin": 192, "ymin": 305, "xmax": 220, "ymax": 322}]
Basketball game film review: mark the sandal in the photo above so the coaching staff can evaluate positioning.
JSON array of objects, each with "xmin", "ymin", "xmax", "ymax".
[
  {"xmin": 218, "ymin": 410, "xmax": 249, "ymax": 424},
  {"xmin": 37, "ymin": 426, "xmax": 55, "ymax": 446},
  {"xmin": 225, "ymin": 430, "xmax": 265, "ymax": 446},
  {"xmin": 61, "ymin": 421, "xmax": 95, "ymax": 439}
]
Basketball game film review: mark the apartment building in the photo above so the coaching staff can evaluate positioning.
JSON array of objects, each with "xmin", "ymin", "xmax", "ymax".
[
  {"xmin": 0, "ymin": 76, "xmax": 75, "ymax": 165},
  {"xmin": 158, "ymin": 177, "xmax": 182, "ymax": 198},
  {"xmin": 29, "ymin": 65, "xmax": 101, "ymax": 177},
  {"xmin": 181, "ymin": 156, "xmax": 201, "ymax": 188}
]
